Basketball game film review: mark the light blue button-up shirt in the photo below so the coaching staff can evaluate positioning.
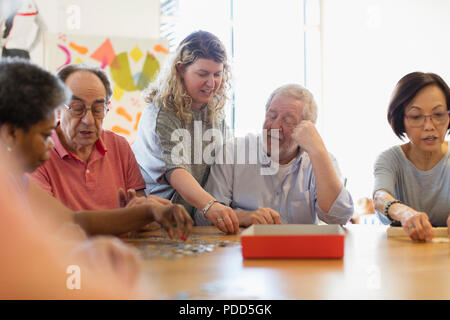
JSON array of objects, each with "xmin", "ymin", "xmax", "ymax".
[{"xmin": 194, "ymin": 134, "xmax": 354, "ymax": 225}]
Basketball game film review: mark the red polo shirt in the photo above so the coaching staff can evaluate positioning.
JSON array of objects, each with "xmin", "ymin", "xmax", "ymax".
[{"xmin": 30, "ymin": 128, "xmax": 145, "ymax": 211}]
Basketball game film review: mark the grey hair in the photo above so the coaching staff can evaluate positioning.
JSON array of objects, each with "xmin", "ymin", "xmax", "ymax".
[
  {"xmin": 265, "ymin": 84, "xmax": 318, "ymax": 124},
  {"xmin": 56, "ymin": 64, "xmax": 113, "ymax": 101}
]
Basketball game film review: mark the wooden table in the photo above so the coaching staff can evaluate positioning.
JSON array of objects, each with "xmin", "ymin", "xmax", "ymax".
[{"xmin": 125, "ymin": 225, "xmax": 450, "ymax": 299}]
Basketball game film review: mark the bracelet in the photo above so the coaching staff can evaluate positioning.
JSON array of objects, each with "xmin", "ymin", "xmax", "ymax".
[
  {"xmin": 201, "ymin": 200, "xmax": 219, "ymax": 219},
  {"xmin": 383, "ymin": 200, "xmax": 402, "ymax": 221}
]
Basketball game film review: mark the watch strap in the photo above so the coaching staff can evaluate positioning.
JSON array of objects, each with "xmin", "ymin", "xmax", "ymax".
[{"xmin": 383, "ymin": 199, "xmax": 402, "ymax": 221}]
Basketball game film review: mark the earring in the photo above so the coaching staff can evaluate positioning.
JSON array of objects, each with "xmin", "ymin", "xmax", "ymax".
[{"xmin": 6, "ymin": 146, "xmax": 12, "ymax": 153}]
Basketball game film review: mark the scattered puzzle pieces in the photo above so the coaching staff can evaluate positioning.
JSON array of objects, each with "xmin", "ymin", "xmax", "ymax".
[{"xmin": 127, "ymin": 234, "xmax": 240, "ymax": 260}]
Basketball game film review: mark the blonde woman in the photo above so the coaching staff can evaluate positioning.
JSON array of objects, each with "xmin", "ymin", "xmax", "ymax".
[{"xmin": 132, "ymin": 31, "xmax": 239, "ymax": 233}]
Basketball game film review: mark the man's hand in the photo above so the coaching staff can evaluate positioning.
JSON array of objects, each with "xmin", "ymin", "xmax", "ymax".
[
  {"xmin": 118, "ymin": 188, "xmax": 140, "ymax": 208},
  {"xmin": 236, "ymin": 208, "xmax": 282, "ymax": 227},
  {"xmin": 291, "ymin": 120, "xmax": 327, "ymax": 156},
  {"xmin": 205, "ymin": 202, "xmax": 240, "ymax": 234}
]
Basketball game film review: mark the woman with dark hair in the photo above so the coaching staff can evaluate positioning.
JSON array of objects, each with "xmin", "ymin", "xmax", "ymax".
[
  {"xmin": 0, "ymin": 57, "xmax": 193, "ymax": 239},
  {"xmin": 373, "ymin": 72, "xmax": 450, "ymax": 240},
  {"xmin": 133, "ymin": 30, "xmax": 240, "ymax": 234}
]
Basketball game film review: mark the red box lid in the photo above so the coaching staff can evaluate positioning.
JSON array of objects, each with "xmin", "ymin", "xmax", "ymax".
[{"xmin": 240, "ymin": 224, "xmax": 345, "ymax": 259}]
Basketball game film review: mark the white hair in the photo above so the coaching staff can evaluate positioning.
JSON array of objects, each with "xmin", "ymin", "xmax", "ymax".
[{"xmin": 265, "ymin": 84, "xmax": 318, "ymax": 124}]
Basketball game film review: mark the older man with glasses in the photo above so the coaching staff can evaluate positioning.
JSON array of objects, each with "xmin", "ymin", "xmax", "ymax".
[
  {"xmin": 195, "ymin": 84, "xmax": 354, "ymax": 229},
  {"xmin": 30, "ymin": 64, "xmax": 147, "ymax": 213}
]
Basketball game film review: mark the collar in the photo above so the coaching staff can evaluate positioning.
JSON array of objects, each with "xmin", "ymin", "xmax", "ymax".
[
  {"xmin": 257, "ymin": 134, "xmax": 304, "ymax": 169},
  {"xmin": 53, "ymin": 122, "xmax": 107, "ymax": 160}
]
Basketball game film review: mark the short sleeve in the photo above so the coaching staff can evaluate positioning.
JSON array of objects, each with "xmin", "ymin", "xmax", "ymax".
[
  {"xmin": 155, "ymin": 109, "xmax": 191, "ymax": 173},
  {"xmin": 373, "ymin": 150, "xmax": 396, "ymax": 197},
  {"xmin": 122, "ymin": 139, "xmax": 146, "ymax": 191},
  {"xmin": 132, "ymin": 104, "xmax": 190, "ymax": 187}
]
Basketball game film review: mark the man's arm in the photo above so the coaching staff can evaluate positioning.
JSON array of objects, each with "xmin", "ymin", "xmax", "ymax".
[
  {"xmin": 292, "ymin": 121, "xmax": 343, "ymax": 212},
  {"xmin": 308, "ymin": 150, "xmax": 343, "ymax": 213}
]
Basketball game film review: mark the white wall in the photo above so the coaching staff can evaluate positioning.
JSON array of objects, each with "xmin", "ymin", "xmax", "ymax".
[
  {"xmin": 35, "ymin": 0, "xmax": 159, "ymax": 37},
  {"xmin": 232, "ymin": 0, "xmax": 306, "ymax": 136},
  {"xmin": 31, "ymin": 0, "xmax": 160, "ymax": 63},
  {"xmin": 321, "ymin": 0, "xmax": 450, "ymax": 201}
]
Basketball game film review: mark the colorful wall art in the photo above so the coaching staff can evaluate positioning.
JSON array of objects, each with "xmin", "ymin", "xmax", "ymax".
[{"xmin": 44, "ymin": 33, "xmax": 169, "ymax": 143}]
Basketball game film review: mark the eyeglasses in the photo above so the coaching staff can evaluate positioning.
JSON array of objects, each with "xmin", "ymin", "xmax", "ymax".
[
  {"xmin": 265, "ymin": 114, "xmax": 298, "ymax": 128},
  {"xmin": 404, "ymin": 110, "xmax": 450, "ymax": 128},
  {"xmin": 64, "ymin": 101, "xmax": 109, "ymax": 119}
]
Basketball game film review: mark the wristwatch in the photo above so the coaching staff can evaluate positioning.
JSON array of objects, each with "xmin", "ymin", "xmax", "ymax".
[{"xmin": 383, "ymin": 199, "xmax": 402, "ymax": 221}]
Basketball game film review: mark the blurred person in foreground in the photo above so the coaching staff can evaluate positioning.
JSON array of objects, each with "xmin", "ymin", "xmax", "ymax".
[{"xmin": 0, "ymin": 146, "xmax": 150, "ymax": 299}]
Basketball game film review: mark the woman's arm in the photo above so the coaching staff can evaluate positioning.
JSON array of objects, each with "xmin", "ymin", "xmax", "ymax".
[
  {"xmin": 373, "ymin": 189, "xmax": 434, "ymax": 241},
  {"xmin": 28, "ymin": 180, "xmax": 193, "ymax": 238},
  {"xmin": 76, "ymin": 200, "xmax": 193, "ymax": 238},
  {"xmin": 169, "ymin": 168, "xmax": 240, "ymax": 233},
  {"xmin": 27, "ymin": 180, "xmax": 75, "ymax": 231}
]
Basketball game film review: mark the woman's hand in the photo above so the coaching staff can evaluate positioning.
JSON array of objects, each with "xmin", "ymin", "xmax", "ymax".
[
  {"xmin": 145, "ymin": 197, "xmax": 194, "ymax": 241},
  {"xmin": 396, "ymin": 205, "xmax": 434, "ymax": 241},
  {"xmin": 235, "ymin": 208, "xmax": 282, "ymax": 227},
  {"xmin": 118, "ymin": 190, "xmax": 166, "ymax": 237},
  {"xmin": 139, "ymin": 221, "xmax": 161, "ymax": 232},
  {"xmin": 205, "ymin": 202, "xmax": 240, "ymax": 234}
]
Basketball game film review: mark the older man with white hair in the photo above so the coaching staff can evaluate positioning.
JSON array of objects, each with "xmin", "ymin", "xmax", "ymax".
[{"xmin": 195, "ymin": 84, "xmax": 353, "ymax": 228}]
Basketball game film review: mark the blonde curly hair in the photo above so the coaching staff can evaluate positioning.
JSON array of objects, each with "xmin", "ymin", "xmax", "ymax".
[{"xmin": 145, "ymin": 30, "xmax": 231, "ymax": 125}]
